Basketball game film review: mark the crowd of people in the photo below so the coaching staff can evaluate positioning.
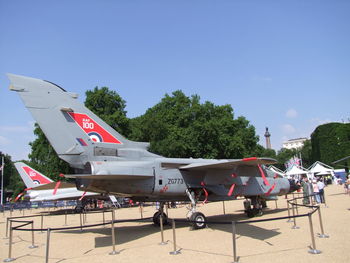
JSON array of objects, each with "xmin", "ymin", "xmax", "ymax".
[{"xmin": 300, "ymin": 175, "xmax": 325, "ymax": 205}]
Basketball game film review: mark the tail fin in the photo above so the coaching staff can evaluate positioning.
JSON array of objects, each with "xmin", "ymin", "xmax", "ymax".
[
  {"xmin": 14, "ymin": 162, "xmax": 53, "ymax": 188},
  {"xmin": 8, "ymin": 74, "xmax": 155, "ymax": 168}
]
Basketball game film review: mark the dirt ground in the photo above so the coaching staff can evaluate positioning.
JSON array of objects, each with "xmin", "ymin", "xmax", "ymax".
[{"xmin": 1, "ymin": 184, "xmax": 349, "ymax": 263}]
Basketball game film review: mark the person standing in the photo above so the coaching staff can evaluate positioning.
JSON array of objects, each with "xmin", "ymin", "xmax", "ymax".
[
  {"xmin": 317, "ymin": 179, "xmax": 325, "ymax": 203},
  {"xmin": 301, "ymin": 176, "xmax": 312, "ymax": 205},
  {"xmin": 312, "ymin": 180, "xmax": 321, "ymax": 203}
]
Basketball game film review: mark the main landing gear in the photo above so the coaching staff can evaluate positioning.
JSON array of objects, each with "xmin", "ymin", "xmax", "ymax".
[
  {"xmin": 153, "ymin": 202, "xmax": 168, "ymax": 226},
  {"xmin": 152, "ymin": 189, "xmax": 208, "ymax": 230},
  {"xmin": 186, "ymin": 189, "xmax": 207, "ymax": 229},
  {"xmin": 244, "ymin": 197, "xmax": 265, "ymax": 218}
]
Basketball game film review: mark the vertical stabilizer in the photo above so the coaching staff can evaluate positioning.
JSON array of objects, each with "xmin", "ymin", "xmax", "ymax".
[
  {"xmin": 8, "ymin": 74, "xmax": 154, "ymax": 168},
  {"xmin": 14, "ymin": 162, "xmax": 53, "ymax": 188}
]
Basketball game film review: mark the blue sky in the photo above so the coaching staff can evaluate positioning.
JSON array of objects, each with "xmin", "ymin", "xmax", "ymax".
[{"xmin": 0, "ymin": 0, "xmax": 349, "ymax": 161}]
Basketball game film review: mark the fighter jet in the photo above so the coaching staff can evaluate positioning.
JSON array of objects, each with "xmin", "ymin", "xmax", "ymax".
[
  {"xmin": 8, "ymin": 74, "xmax": 298, "ymax": 228},
  {"xmin": 14, "ymin": 162, "xmax": 99, "ymax": 201}
]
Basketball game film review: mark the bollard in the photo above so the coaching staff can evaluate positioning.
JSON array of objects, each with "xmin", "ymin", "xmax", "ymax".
[
  {"xmin": 40, "ymin": 214, "xmax": 44, "ymax": 233},
  {"xmin": 232, "ymin": 221, "xmax": 239, "ymax": 263},
  {"xmin": 64, "ymin": 210, "xmax": 68, "ymax": 226},
  {"xmin": 159, "ymin": 214, "xmax": 167, "ymax": 245},
  {"xmin": 29, "ymin": 221, "xmax": 38, "ymax": 249},
  {"xmin": 4, "ymin": 222, "xmax": 15, "ymax": 262},
  {"xmin": 140, "ymin": 204, "xmax": 143, "ymax": 219},
  {"xmin": 109, "ymin": 208, "xmax": 119, "ymax": 255},
  {"xmin": 79, "ymin": 212, "xmax": 83, "ymax": 232},
  {"xmin": 291, "ymin": 203, "xmax": 299, "ymax": 229},
  {"xmin": 286, "ymin": 201, "xmax": 292, "ymax": 223},
  {"xmin": 45, "ymin": 228, "xmax": 51, "ymax": 263},
  {"xmin": 85, "ymin": 211, "xmax": 87, "ymax": 223},
  {"xmin": 222, "ymin": 201, "xmax": 226, "ymax": 215},
  {"xmin": 275, "ymin": 200, "xmax": 278, "ymax": 209},
  {"xmin": 169, "ymin": 219, "xmax": 180, "ymax": 255},
  {"xmin": 102, "ymin": 209, "xmax": 105, "ymax": 227},
  {"xmin": 5, "ymin": 218, "xmax": 9, "ymax": 238},
  {"xmin": 307, "ymin": 213, "xmax": 321, "ymax": 254},
  {"xmin": 317, "ymin": 207, "xmax": 329, "ymax": 238}
]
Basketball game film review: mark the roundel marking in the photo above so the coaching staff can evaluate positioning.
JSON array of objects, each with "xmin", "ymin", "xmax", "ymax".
[
  {"xmin": 88, "ymin": 132, "xmax": 103, "ymax": 142},
  {"xmin": 33, "ymin": 180, "xmax": 40, "ymax": 185}
]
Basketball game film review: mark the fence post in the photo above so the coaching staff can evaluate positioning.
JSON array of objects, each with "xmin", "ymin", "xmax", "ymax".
[
  {"xmin": 64, "ymin": 210, "xmax": 68, "ymax": 226},
  {"xmin": 232, "ymin": 221, "xmax": 239, "ymax": 263},
  {"xmin": 5, "ymin": 217, "xmax": 9, "ymax": 238},
  {"xmin": 295, "ymin": 196, "xmax": 299, "ymax": 215},
  {"xmin": 140, "ymin": 203, "xmax": 143, "ymax": 219},
  {"xmin": 286, "ymin": 201, "xmax": 292, "ymax": 222},
  {"xmin": 45, "ymin": 228, "xmax": 51, "ymax": 263},
  {"xmin": 317, "ymin": 207, "xmax": 329, "ymax": 238},
  {"xmin": 102, "ymin": 209, "xmax": 105, "ymax": 227},
  {"xmin": 169, "ymin": 219, "xmax": 180, "ymax": 255},
  {"xmin": 79, "ymin": 212, "xmax": 83, "ymax": 232},
  {"xmin": 4, "ymin": 221, "xmax": 14, "ymax": 262},
  {"xmin": 222, "ymin": 201, "xmax": 226, "ymax": 215},
  {"xmin": 159, "ymin": 214, "xmax": 167, "ymax": 245},
  {"xmin": 40, "ymin": 214, "xmax": 44, "ymax": 233},
  {"xmin": 109, "ymin": 208, "xmax": 119, "ymax": 255},
  {"xmin": 291, "ymin": 203, "xmax": 299, "ymax": 229},
  {"xmin": 29, "ymin": 221, "xmax": 38, "ymax": 249},
  {"xmin": 307, "ymin": 213, "xmax": 321, "ymax": 254}
]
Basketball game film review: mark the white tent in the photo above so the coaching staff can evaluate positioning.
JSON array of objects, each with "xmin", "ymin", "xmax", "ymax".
[
  {"xmin": 308, "ymin": 161, "xmax": 334, "ymax": 175},
  {"xmin": 285, "ymin": 165, "xmax": 308, "ymax": 176}
]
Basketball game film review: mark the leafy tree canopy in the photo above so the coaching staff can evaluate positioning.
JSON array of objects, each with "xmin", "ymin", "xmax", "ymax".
[
  {"xmin": 28, "ymin": 124, "xmax": 73, "ymax": 182},
  {"xmin": 0, "ymin": 153, "xmax": 24, "ymax": 199},
  {"xmin": 311, "ymin": 122, "xmax": 350, "ymax": 165},
  {"xmin": 129, "ymin": 90, "xmax": 260, "ymax": 159}
]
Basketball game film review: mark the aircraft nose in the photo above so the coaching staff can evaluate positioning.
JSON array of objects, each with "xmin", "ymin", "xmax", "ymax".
[{"xmin": 288, "ymin": 179, "xmax": 300, "ymax": 193}]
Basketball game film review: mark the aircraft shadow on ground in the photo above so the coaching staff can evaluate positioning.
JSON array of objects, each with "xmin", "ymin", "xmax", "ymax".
[{"xmin": 57, "ymin": 207, "xmax": 287, "ymax": 248}]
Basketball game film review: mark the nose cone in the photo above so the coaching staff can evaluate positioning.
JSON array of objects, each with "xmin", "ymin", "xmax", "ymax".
[{"xmin": 288, "ymin": 179, "xmax": 300, "ymax": 193}]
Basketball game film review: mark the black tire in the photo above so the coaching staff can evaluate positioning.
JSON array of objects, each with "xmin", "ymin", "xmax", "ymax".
[
  {"xmin": 246, "ymin": 209, "xmax": 255, "ymax": 218},
  {"xmin": 153, "ymin": 211, "xmax": 168, "ymax": 226},
  {"xmin": 190, "ymin": 212, "xmax": 207, "ymax": 229}
]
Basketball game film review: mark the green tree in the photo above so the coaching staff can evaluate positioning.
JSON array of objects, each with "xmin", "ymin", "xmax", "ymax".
[
  {"xmin": 0, "ymin": 152, "xmax": 24, "ymax": 200},
  {"xmin": 300, "ymin": 139, "xmax": 312, "ymax": 168},
  {"xmin": 28, "ymin": 124, "xmax": 72, "ymax": 181},
  {"xmin": 129, "ymin": 90, "xmax": 261, "ymax": 159},
  {"xmin": 275, "ymin": 148, "xmax": 297, "ymax": 170},
  {"xmin": 311, "ymin": 122, "xmax": 350, "ymax": 165},
  {"xmin": 85, "ymin": 87, "xmax": 130, "ymax": 136}
]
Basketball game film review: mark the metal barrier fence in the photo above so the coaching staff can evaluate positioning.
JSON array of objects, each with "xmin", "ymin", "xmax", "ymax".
[{"xmin": 3, "ymin": 194, "xmax": 329, "ymax": 263}]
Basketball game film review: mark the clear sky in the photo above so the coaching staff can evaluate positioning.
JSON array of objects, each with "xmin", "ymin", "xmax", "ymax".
[{"xmin": 0, "ymin": 0, "xmax": 349, "ymax": 161}]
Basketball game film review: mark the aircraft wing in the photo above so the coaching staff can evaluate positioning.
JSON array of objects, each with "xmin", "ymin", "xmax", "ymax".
[
  {"xmin": 31, "ymin": 181, "xmax": 76, "ymax": 191},
  {"xmin": 65, "ymin": 174, "xmax": 153, "ymax": 180},
  {"xmin": 178, "ymin": 157, "xmax": 276, "ymax": 171}
]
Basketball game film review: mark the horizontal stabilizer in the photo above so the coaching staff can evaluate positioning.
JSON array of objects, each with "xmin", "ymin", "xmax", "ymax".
[{"xmin": 179, "ymin": 157, "xmax": 276, "ymax": 171}]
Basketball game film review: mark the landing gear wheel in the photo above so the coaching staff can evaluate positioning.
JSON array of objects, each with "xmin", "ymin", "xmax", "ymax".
[
  {"xmin": 153, "ymin": 211, "xmax": 168, "ymax": 226},
  {"xmin": 190, "ymin": 212, "xmax": 207, "ymax": 229},
  {"xmin": 246, "ymin": 209, "xmax": 255, "ymax": 218},
  {"xmin": 253, "ymin": 208, "xmax": 263, "ymax": 217}
]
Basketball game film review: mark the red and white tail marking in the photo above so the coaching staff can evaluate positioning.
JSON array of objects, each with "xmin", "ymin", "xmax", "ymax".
[
  {"xmin": 22, "ymin": 166, "xmax": 52, "ymax": 185},
  {"xmin": 67, "ymin": 112, "xmax": 122, "ymax": 144}
]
